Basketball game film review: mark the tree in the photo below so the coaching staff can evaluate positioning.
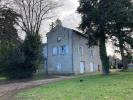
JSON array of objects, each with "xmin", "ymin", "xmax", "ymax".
[
  {"xmin": 106, "ymin": 0, "xmax": 133, "ymax": 69},
  {"xmin": 14, "ymin": 0, "xmax": 59, "ymax": 35},
  {"xmin": 77, "ymin": 0, "xmax": 133, "ymax": 74},
  {"xmin": 0, "ymin": 7, "xmax": 25, "ymax": 79},
  {"xmin": 13, "ymin": 0, "xmax": 59, "ymax": 76},
  {"xmin": 0, "ymin": 7, "xmax": 20, "ymax": 44},
  {"xmin": 77, "ymin": 0, "xmax": 111, "ymax": 74},
  {"xmin": 113, "ymin": 36, "xmax": 133, "ymax": 69}
]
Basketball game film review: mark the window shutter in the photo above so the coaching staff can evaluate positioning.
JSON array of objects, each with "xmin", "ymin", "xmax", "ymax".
[
  {"xmin": 53, "ymin": 47, "xmax": 58, "ymax": 55},
  {"xmin": 65, "ymin": 46, "xmax": 69, "ymax": 54},
  {"xmin": 59, "ymin": 47, "xmax": 61, "ymax": 54}
]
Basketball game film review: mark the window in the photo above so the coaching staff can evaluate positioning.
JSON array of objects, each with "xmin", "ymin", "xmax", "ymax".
[
  {"xmin": 80, "ymin": 61, "xmax": 85, "ymax": 73},
  {"xmin": 53, "ymin": 47, "xmax": 58, "ymax": 56},
  {"xmin": 89, "ymin": 47, "xmax": 94, "ymax": 58},
  {"xmin": 79, "ymin": 46, "xmax": 83, "ymax": 56},
  {"xmin": 59, "ymin": 45, "xmax": 68, "ymax": 55},
  {"xmin": 57, "ymin": 36, "xmax": 62, "ymax": 42}
]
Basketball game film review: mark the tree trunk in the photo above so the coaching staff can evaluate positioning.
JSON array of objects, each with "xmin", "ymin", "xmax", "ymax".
[{"xmin": 99, "ymin": 37, "xmax": 110, "ymax": 75}]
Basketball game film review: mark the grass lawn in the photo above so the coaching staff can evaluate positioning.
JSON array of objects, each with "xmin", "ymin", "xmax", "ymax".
[
  {"xmin": 0, "ymin": 76, "xmax": 6, "ymax": 80},
  {"xmin": 0, "ymin": 75, "xmax": 7, "ymax": 81},
  {"xmin": 14, "ymin": 71, "xmax": 133, "ymax": 100}
]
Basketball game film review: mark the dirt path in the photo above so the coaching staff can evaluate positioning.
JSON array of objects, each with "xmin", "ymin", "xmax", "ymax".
[
  {"xmin": 0, "ymin": 72, "xmax": 101, "ymax": 100},
  {"xmin": 0, "ymin": 76, "xmax": 73, "ymax": 100}
]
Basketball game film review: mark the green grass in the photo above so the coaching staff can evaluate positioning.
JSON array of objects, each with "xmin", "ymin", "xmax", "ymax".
[
  {"xmin": 0, "ymin": 75, "xmax": 7, "ymax": 81},
  {"xmin": 124, "ymin": 68, "xmax": 133, "ymax": 72},
  {"xmin": 14, "ymin": 72, "xmax": 133, "ymax": 100},
  {"xmin": 32, "ymin": 73, "xmax": 58, "ymax": 80}
]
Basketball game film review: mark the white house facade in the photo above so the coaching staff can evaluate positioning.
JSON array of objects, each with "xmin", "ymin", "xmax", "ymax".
[{"xmin": 45, "ymin": 20, "xmax": 102, "ymax": 75}]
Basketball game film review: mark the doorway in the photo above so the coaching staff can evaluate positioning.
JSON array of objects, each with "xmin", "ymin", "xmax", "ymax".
[
  {"xmin": 90, "ymin": 62, "xmax": 94, "ymax": 72},
  {"xmin": 80, "ymin": 61, "xmax": 85, "ymax": 74}
]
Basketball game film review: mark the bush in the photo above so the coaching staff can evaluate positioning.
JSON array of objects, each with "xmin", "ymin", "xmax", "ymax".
[
  {"xmin": 0, "ymin": 44, "xmax": 28, "ymax": 79},
  {"xmin": 0, "ymin": 43, "xmax": 34, "ymax": 79},
  {"xmin": 0, "ymin": 34, "xmax": 43, "ymax": 79},
  {"xmin": 22, "ymin": 34, "xmax": 43, "ymax": 75}
]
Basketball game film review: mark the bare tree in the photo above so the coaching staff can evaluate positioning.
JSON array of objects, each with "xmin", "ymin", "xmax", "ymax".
[{"xmin": 14, "ymin": 0, "xmax": 59, "ymax": 35}]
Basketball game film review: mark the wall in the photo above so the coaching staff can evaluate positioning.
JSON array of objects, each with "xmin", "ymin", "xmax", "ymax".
[
  {"xmin": 47, "ymin": 26, "xmax": 73, "ymax": 74},
  {"xmin": 72, "ymin": 32, "xmax": 102, "ymax": 74}
]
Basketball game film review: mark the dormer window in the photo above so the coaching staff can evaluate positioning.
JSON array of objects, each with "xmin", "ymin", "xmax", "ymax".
[{"xmin": 57, "ymin": 36, "xmax": 62, "ymax": 42}]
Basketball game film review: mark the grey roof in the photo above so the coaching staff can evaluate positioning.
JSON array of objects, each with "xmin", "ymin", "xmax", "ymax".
[
  {"xmin": 72, "ymin": 29, "xmax": 88, "ymax": 38},
  {"xmin": 48, "ymin": 25, "xmax": 88, "ymax": 39}
]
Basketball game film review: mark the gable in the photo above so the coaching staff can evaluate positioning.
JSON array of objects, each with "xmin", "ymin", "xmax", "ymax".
[{"xmin": 47, "ymin": 25, "xmax": 88, "ymax": 43}]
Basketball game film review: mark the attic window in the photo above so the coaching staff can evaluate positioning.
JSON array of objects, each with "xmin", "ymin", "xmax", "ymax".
[{"xmin": 57, "ymin": 36, "xmax": 62, "ymax": 42}]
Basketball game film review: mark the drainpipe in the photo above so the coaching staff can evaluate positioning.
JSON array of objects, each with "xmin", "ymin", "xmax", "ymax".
[
  {"xmin": 46, "ymin": 42, "xmax": 48, "ymax": 75},
  {"xmin": 72, "ymin": 31, "xmax": 74, "ymax": 74}
]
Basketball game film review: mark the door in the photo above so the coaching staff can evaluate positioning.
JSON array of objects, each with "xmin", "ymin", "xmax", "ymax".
[
  {"xmin": 80, "ymin": 62, "xmax": 85, "ymax": 74},
  {"xmin": 90, "ymin": 62, "xmax": 94, "ymax": 72}
]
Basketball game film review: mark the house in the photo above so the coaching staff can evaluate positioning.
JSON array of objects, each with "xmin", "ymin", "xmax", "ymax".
[{"xmin": 46, "ymin": 20, "xmax": 102, "ymax": 75}]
